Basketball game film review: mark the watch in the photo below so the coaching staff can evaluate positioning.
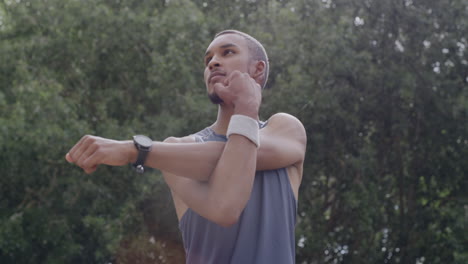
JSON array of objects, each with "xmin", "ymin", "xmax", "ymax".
[{"xmin": 132, "ymin": 135, "xmax": 153, "ymax": 173}]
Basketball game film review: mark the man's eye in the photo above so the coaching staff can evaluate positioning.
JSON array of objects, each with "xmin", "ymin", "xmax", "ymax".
[
  {"xmin": 224, "ymin": 49, "xmax": 235, "ymax": 55},
  {"xmin": 205, "ymin": 57, "xmax": 212, "ymax": 65}
]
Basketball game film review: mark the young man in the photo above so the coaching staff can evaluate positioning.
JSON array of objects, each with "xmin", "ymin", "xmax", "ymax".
[{"xmin": 66, "ymin": 30, "xmax": 307, "ymax": 263}]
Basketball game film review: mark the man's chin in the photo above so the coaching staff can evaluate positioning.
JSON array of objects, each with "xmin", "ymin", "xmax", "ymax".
[{"xmin": 208, "ymin": 93, "xmax": 224, "ymax": 105}]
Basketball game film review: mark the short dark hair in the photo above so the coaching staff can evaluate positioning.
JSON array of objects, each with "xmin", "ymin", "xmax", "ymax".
[{"xmin": 214, "ymin": 30, "xmax": 270, "ymax": 89}]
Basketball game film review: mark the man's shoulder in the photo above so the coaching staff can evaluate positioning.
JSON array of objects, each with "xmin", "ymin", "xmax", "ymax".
[
  {"xmin": 266, "ymin": 113, "xmax": 305, "ymax": 131},
  {"xmin": 263, "ymin": 112, "xmax": 307, "ymax": 151},
  {"xmin": 164, "ymin": 127, "xmax": 216, "ymax": 144}
]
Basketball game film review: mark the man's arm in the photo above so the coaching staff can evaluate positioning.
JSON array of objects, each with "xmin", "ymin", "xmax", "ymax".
[
  {"xmin": 65, "ymin": 71, "xmax": 306, "ymax": 226},
  {"xmin": 156, "ymin": 112, "xmax": 306, "ymax": 179},
  {"xmin": 163, "ymin": 133, "xmax": 258, "ymax": 227},
  {"xmin": 161, "ymin": 113, "xmax": 306, "ymax": 226},
  {"xmin": 65, "ymin": 113, "xmax": 305, "ymax": 179},
  {"xmin": 158, "ymin": 70, "xmax": 263, "ymax": 227},
  {"xmin": 66, "ymin": 71, "xmax": 290, "ymax": 179},
  {"xmin": 257, "ymin": 113, "xmax": 307, "ymax": 171},
  {"xmin": 151, "ymin": 112, "xmax": 307, "ymax": 179}
]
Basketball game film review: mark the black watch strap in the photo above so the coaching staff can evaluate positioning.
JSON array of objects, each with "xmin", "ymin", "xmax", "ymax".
[
  {"xmin": 133, "ymin": 135, "xmax": 152, "ymax": 173},
  {"xmin": 134, "ymin": 150, "xmax": 149, "ymax": 173}
]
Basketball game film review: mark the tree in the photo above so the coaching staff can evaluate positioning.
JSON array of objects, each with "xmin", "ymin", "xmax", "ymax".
[{"xmin": 1, "ymin": 0, "xmax": 466, "ymax": 263}]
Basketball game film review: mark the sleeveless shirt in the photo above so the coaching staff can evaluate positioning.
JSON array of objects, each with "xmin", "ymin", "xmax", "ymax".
[{"xmin": 179, "ymin": 122, "xmax": 297, "ymax": 264}]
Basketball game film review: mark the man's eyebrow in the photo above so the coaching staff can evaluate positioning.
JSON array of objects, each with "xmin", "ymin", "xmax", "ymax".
[{"xmin": 204, "ymin": 43, "xmax": 239, "ymax": 57}]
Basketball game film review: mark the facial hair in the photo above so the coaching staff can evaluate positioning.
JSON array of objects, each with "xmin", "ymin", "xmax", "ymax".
[{"xmin": 208, "ymin": 92, "xmax": 224, "ymax": 104}]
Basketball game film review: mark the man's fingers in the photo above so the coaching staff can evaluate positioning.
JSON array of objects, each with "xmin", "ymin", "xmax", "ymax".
[
  {"xmin": 84, "ymin": 165, "xmax": 97, "ymax": 174},
  {"xmin": 226, "ymin": 70, "xmax": 242, "ymax": 80},
  {"xmin": 67, "ymin": 135, "xmax": 93, "ymax": 164},
  {"xmin": 82, "ymin": 146, "xmax": 105, "ymax": 169},
  {"xmin": 214, "ymin": 83, "xmax": 232, "ymax": 104},
  {"xmin": 213, "ymin": 82, "xmax": 228, "ymax": 97},
  {"xmin": 72, "ymin": 136, "xmax": 98, "ymax": 166},
  {"xmin": 66, "ymin": 135, "xmax": 121, "ymax": 174},
  {"xmin": 67, "ymin": 135, "xmax": 88, "ymax": 159},
  {"xmin": 213, "ymin": 82, "xmax": 226, "ymax": 93},
  {"xmin": 76, "ymin": 142, "xmax": 98, "ymax": 168},
  {"xmin": 66, "ymin": 135, "xmax": 102, "ymax": 170},
  {"xmin": 67, "ymin": 151, "xmax": 97, "ymax": 174},
  {"xmin": 65, "ymin": 153, "xmax": 73, "ymax": 163}
]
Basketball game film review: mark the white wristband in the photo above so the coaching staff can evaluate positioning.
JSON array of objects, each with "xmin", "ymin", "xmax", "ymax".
[{"xmin": 227, "ymin": 115, "xmax": 260, "ymax": 148}]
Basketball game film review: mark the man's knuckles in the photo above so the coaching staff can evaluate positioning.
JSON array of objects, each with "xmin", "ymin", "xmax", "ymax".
[
  {"xmin": 84, "ymin": 166, "xmax": 96, "ymax": 174},
  {"xmin": 227, "ymin": 70, "xmax": 242, "ymax": 79},
  {"xmin": 75, "ymin": 143, "xmax": 105, "ymax": 168},
  {"xmin": 82, "ymin": 134, "xmax": 100, "ymax": 145}
]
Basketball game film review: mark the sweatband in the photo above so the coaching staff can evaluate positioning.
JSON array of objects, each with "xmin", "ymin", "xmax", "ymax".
[{"xmin": 227, "ymin": 114, "xmax": 260, "ymax": 148}]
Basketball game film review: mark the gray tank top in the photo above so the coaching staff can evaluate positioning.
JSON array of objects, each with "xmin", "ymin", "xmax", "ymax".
[{"xmin": 179, "ymin": 122, "xmax": 297, "ymax": 264}]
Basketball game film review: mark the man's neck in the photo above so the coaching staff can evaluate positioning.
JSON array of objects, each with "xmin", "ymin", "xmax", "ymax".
[{"xmin": 210, "ymin": 105, "xmax": 259, "ymax": 136}]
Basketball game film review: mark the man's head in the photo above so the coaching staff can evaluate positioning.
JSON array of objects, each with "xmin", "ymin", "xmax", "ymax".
[{"xmin": 203, "ymin": 30, "xmax": 269, "ymax": 104}]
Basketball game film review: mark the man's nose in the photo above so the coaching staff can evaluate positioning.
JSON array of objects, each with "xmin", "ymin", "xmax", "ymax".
[{"xmin": 208, "ymin": 57, "xmax": 221, "ymax": 70}]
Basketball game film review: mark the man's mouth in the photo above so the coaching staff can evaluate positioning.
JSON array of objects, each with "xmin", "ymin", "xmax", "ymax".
[{"xmin": 209, "ymin": 71, "xmax": 226, "ymax": 83}]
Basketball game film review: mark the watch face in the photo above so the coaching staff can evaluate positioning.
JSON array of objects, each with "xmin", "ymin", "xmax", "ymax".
[{"xmin": 134, "ymin": 135, "xmax": 153, "ymax": 148}]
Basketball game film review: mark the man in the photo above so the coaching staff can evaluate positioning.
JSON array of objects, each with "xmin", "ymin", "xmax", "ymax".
[{"xmin": 66, "ymin": 30, "xmax": 307, "ymax": 263}]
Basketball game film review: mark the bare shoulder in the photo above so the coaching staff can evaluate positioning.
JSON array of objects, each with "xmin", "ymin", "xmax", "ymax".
[
  {"xmin": 266, "ymin": 113, "xmax": 307, "ymax": 144},
  {"xmin": 267, "ymin": 113, "xmax": 304, "ymax": 128},
  {"xmin": 262, "ymin": 113, "xmax": 307, "ymax": 197}
]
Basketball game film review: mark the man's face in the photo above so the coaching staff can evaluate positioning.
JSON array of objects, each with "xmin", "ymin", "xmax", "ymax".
[{"xmin": 203, "ymin": 34, "xmax": 251, "ymax": 104}]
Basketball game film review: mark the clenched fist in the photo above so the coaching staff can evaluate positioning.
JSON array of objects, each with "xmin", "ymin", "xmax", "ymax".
[
  {"xmin": 213, "ymin": 70, "xmax": 262, "ymax": 118},
  {"xmin": 66, "ymin": 135, "xmax": 135, "ymax": 174}
]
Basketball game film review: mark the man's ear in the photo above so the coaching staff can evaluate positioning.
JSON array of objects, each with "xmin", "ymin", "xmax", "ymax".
[{"xmin": 250, "ymin": 60, "xmax": 266, "ymax": 85}]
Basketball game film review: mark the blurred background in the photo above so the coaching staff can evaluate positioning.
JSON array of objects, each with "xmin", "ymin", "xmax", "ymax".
[{"xmin": 0, "ymin": 0, "xmax": 467, "ymax": 263}]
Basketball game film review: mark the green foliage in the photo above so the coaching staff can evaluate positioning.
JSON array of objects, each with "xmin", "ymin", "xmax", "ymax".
[{"xmin": 0, "ymin": 0, "xmax": 466, "ymax": 263}]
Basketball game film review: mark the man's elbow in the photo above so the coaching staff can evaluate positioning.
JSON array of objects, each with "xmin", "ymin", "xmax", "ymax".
[
  {"xmin": 214, "ymin": 214, "xmax": 241, "ymax": 228},
  {"xmin": 212, "ymin": 205, "xmax": 243, "ymax": 227}
]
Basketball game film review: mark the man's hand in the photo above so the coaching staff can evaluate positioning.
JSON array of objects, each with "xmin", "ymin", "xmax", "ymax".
[
  {"xmin": 65, "ymin": 135, "xmax": 136, "ymax": 174},
  {"xmin": 213, "ymin": 70, "xmax": 262, "ymax": 118}
]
